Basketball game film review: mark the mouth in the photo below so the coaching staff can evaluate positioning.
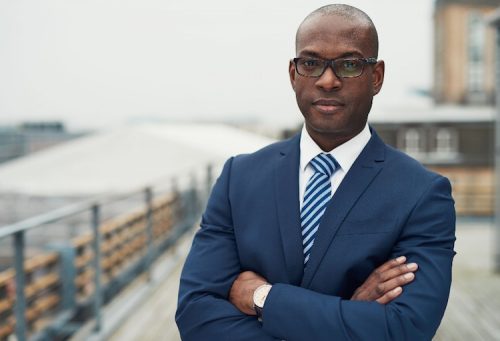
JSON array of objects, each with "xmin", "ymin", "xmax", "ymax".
[{"xmin": 312, "ymin": 99, "xmax": 344, "ymax": 114}]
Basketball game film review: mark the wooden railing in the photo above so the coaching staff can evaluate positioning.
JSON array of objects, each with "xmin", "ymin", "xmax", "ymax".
[
  {"xmin": 0, "ymin": 167, "xmax": 211, "ymax": 341},
  {"xmin": 0, "ymin": 253, "xmax": 61, "ymax": 340},
  {"xmin": 431, "ymin": 166, "xmax": 494, "ymax": 216},
  {"xmin": 70, "ymin": 194, "xmax": 179, "ymax": 302}
]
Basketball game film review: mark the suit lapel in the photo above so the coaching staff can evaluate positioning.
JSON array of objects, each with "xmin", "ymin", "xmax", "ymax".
[
  {"xmin": 274, "ymin": 134, "xmax": 304, "ymax": 285},
  {"xmin": 301, "ymin": 131, "xmax": 386, "ymax": 288}
]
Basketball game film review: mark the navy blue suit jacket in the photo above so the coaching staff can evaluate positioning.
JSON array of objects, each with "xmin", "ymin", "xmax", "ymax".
[{"xmin": 176, "ymin": 130, "xmax": 456, "ymax": 341}]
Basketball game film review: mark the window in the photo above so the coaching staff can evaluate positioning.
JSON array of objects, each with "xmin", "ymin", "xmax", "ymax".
[
  {"xmin": 428, "ymin": 127, "xmax": 460, "ymax": 164},
  {"xmin": 435, "ymin": 127, "xmax": 458, "ymax": 156},
  {"xmin": 404, "ymin": 128, "xmax": 422, "ymax": 155},
  {"xmin": 467, "ymin": 12, "xmax": 485, "ymax": 94},
  {"xmin": 436, "ymin": 128, "xmax": 452, "ymax": 154}
]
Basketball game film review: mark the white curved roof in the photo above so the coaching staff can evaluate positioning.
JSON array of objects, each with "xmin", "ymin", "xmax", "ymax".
[{"xmin": 0, "ymin": 123, "xmax": 275, "ymax": 196}]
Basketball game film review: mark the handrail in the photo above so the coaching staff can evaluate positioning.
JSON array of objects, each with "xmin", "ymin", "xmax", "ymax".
[
  {"xmin": 0, "ymin": 163, "xmax": 214, "ymax": 341},
  {"xmin": 0, "ymin": 186, "xmax": 161, "ymax": 239},
  {"xmin": 0, "ymin": 197, "xmax": 100, "ymax": 240},
  {"xmin": 0, "ymin": 166, "xmax": 198, "ymax": 239}
]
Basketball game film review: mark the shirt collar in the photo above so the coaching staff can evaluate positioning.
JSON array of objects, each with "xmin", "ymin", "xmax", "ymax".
[{"xmin": 300, "ymin": 123, "xmax": 371, "ymax": 173}]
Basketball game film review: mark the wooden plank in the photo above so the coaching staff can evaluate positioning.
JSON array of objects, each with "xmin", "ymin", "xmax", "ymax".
[
  {"xmin": 0, "ymin": 269, "xmax": 14, "ymax": 286},
  {"xmin": 0, "ymin": 323, "xmax": 14, "ymax": 339},
  {"xmin": 434, "ymin": 222, "xmax": 500, "ymax": 340},
  {"xmin": 0, "ymin": 298, "xmax": 13, "ymax": 314},
  {"xmin": 24, "ymin": 252, "xmax": 59, "ymax": 273},
  {"xmin": 25, "ymin": 273, "xmax": 59, "ymax": 299},
  {"xmin": 74, "ymin": 249, "xmax": 93, "ymax": 269},
  {"xmin": 72, "ymin": 233, "xmax": 93, "ymax": 249}
]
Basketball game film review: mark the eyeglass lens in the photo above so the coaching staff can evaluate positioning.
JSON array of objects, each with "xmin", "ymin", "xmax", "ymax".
[{"xmin": 296, "ymin": 58, "xmax": 366, "ymax": 78}]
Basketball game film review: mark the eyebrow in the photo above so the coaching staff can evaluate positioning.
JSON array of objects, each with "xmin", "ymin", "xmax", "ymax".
[{"xmin": 297, "ymin": 50, "xmax": 364, "ymax": 59}]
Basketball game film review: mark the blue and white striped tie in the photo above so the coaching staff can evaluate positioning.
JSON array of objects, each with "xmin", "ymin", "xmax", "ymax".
[{"xmin": 301, "ymin": 153, "xmax": 338, "ymax": 265}]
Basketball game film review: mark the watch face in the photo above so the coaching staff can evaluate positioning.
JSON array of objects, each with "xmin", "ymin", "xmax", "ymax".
[
  {"xmin": 255, "ymin": 291, "xmax": 266, "ymax": 307},
  {"xmin": 254, "ymin": 285, "xmax": 271, "ymax": 308}
]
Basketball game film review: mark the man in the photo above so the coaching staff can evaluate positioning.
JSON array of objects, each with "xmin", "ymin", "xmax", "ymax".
[{"xmin": 176, "ymin": 4, "xmax": 455, "ymax": 341}]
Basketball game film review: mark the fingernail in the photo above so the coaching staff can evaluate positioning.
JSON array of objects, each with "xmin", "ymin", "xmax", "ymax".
[
  {"xmin": 392, "ymin": 287, "xmax": 402, "ymax": 294},
  {"xmin": 396, "ymin": 256, "xmax": 406, "ymax": 263},
  {"xmin": 404, "ymin": 272, "xmax": 415, "ymax": 280},
  {"xmin": 407, "ymin": 263, "xmax": 418, "ymax": 270}
]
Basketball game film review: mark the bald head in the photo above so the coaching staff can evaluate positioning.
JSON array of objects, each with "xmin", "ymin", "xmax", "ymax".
[{"xmin": 296, "ymin": 4, "xmax": 379, "ymax": 57}]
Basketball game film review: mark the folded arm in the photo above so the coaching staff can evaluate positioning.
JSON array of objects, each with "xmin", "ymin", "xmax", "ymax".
[
  {"xmin": 259, "ymin": 176, "xmax": 455, "ymax": 341},
  {"xmin": 175, "ymin": 158, "xmax": 413, "ymax": 340},
  {"xmin": 176, "ymin": 158, "xmax": 446, "ymax": 341},
  {"xmin": 230, "ymin": 256, "xmax": 418, "ymax": 315}
]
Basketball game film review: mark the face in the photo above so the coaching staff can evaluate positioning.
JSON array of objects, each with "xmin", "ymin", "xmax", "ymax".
[{"xmin": 290, "ymin": 14, "xmax": 384, "ymax": 150}]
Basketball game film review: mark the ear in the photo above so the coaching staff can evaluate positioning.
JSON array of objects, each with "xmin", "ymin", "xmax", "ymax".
[
  {"xmin": 372, "ymin": 60, "xmax": 385, "ymax": 96},
  {"xmin": 289, "ymin": 59, "xmax": 297, "ymax": 91}
]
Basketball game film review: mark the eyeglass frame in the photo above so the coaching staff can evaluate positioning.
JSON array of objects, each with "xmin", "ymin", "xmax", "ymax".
[{"xmin": 292, "ymin": 57, "xmax": 378, "ymax": 78}]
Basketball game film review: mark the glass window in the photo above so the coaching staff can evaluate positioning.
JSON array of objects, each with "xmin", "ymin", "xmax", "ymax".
[
  {"xmin": 467, "ymin": 12, "xmax": 485, "ymax": 93},
  {"xmin": 404, "ymin": 128, "xmax": 421, "ymax": 154},
  {"xmin": 435, "ymin": 128, "xmax": 458, "ymax": 155}
]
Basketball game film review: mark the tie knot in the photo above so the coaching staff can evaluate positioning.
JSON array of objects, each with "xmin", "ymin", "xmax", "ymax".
[{"xmin": 310, "ymin": 153, "xmax": 338, "ymax": 177}]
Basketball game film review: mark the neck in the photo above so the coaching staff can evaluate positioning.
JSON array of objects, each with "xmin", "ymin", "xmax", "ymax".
[{"xmin": 306, "ymin": 126, "xmax": 364, "ymax": 152}]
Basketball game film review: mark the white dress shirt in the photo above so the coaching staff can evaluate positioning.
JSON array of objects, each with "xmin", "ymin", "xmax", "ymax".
[{"xmin": 299, "ymin": 124, "xmax": 372, "ymax": 210}]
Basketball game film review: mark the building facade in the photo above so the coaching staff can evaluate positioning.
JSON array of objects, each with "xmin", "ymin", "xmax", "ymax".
[
  {"xmin": 0, "ymin": 121, "xmax": 84, "ymax": 164},
  {"xmin": 374, "ymin": 107, "xmax": 494, "ymax": 216},
  {"xmin": 432, "ymin": 0, "xmax": 497, "ymax": 216},
  {"xmin": 434, "ymin": 0, "xmax": 498, "ymax": 105}
]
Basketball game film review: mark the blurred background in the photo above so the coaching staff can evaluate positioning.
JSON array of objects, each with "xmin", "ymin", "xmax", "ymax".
[{"xmin": 0, "ymin": 0, "xmax": 499, "ymax": 340}]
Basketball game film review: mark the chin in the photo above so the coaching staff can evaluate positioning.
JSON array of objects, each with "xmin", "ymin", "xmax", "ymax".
[
  {"xmin": 308, "ymin": 124, "xmax": 345, "ymax": 136},
  {"xmin": 307, "ymin": 117, "xmax": 347, "ymax": 135}
]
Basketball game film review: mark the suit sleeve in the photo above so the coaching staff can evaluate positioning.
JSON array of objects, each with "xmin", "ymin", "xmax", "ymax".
[
  {"xmin": 175, "ymin": 158, "xmax": 277, "ymax": 341},
  {"xmin": 262, "ymin": 176, "xmax": 456, "ymax": 341}
]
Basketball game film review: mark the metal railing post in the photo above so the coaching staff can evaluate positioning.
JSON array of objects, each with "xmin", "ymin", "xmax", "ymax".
[
  {"xmin": 206, "ymin": 164, "xmax": 213, "ymax": 202},
  {"xmin": 145, "ymin": 187, "xmax": 154, "ymax": 282},
  {"xmin": 190, "ymin": 173, "xmax": 198, "ymax": 219},
  {"xmin": 171, "ymin": 177, "xmax": 182, "ymax": 224},
  {"xmin": 91, "ymin": 204, "xmax": 103, "ymax": 332},
  {"xmin": 495, "ymin": 25, "xmax": 500, "ymax": 273},
  {"xmin": 48, "ymin": 244, "xmax": 76, "ymax": 311},
  {"xmin": 13, "ymin": 231, "xmax": 27, "ymax": 341}
]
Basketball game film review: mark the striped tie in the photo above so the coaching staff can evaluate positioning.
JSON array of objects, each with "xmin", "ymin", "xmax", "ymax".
[{"xmin": 301, "ymin": 153, "xmax": 338, "ymax": 265}]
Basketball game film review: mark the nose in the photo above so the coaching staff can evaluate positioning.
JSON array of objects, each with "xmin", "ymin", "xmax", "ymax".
[{"xmin": 315, "ymin": 65, "xmax": 342, "ymax": 91}]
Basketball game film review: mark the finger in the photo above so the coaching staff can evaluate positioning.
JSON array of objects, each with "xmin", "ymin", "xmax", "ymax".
[
  {"xmin": 376, "ymin": 286, "xmax": 403, "ymax": 305},
  {"xmin": 366, "ymin": 257, "xmax": 407, "ymax": 284},
  {"xmin": 375, "ymin": 256, "xmax": 407, "ymax": 274},
  {"xmin": 373, "ymin": 262, "xmax": 418, "ymax": 283},
  {"xmin": 366, "ymin": 271, "xmax": 415, "ymax": 302},
  {"xmin": 361, "ymin": 265, "xmax": 417, "ymax": 301},
  {"xmin": 361, "ymin": 257, "xmax": 406, "ymax": 287},
  {"xmin": 379, "ymin": 271, "xmax": 416, "ymax": 296}
]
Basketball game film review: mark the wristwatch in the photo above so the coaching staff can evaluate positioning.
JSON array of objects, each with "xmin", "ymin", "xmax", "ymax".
[{"xmin": 253, "ymin": 284, "xmax": 272, "ymax": 321}]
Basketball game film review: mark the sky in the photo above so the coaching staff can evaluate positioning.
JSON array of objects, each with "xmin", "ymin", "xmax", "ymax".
[{"xmin": 0, "ymin": 0, "xmax": 434, "ymax": 131}]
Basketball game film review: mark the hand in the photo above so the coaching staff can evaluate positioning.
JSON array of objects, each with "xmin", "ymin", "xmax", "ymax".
[
  {"xmin": 229, "ymin": 271, "xmax": 268, "ymax": 315},
  {"xmin": 351, "ymin": 256, "xmax": 418, "ymax": 304}
]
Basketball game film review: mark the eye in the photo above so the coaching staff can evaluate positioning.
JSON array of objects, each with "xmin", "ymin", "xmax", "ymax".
[
  {"xmin": 341, "ymin": 59, "xmax": 360, "ymax": 70},
  {"xmin": 300, "ymin": 59, "xmax": 322, "ymax": 68}
]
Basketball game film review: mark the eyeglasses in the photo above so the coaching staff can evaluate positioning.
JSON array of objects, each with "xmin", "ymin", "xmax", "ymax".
[{"xmin": 292, "ymin": 57, "xmax": 378, "ymax": 78}]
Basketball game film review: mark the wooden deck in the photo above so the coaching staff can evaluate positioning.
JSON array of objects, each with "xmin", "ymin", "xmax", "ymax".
[
  {"xmin": 108, "ymin": 258, "xmax": 184, "ymax": 341},
  {"xmin": 107, "ymin": 219, "xmax": 499, "ymax": 341},
  {"xmin": 434, "ymin": 220, "xmax": 500, "ymax": 341}
]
